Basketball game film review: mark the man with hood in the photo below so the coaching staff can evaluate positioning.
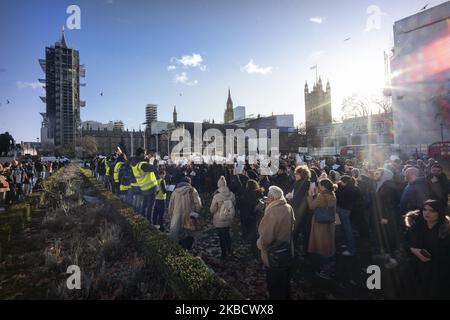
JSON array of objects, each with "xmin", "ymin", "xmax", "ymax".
[
  {"xmin": 168, "ymin": 176, "xmax": 202, "ymax": 243},
  {"xmin": 371, "ymin": 168, "xmax": 399, "ymax": 268}
]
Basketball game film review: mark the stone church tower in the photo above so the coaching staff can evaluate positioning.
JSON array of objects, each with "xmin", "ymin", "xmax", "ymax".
[
  {"xmin": 224, "ymin": 88, "xmax": 234, "ymax": 123},
  {"xmin": 304, "ymin": 77, "xmax": 332, "ymax": 147}
]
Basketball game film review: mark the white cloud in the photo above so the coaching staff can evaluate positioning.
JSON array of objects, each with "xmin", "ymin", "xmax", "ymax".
[
  {"xmin": 240, "ymin": 59, "xmax": 273, "ymax": 75},
  {"xmin": 177, "ymin": 53, "xmax": 203, "ymax": 67},
  {"xmin": 171, "ymin": 53, "xmax": 207, "ymax": 71},
  {"xmin": 309, "ymin": 50, "xmax": 325, "ymax": 60},
  {"xmin": 167, "ymin": 65, "xmax": 176, "ymax": 71},
  {"xmin": 310, "ymin": 17, "xmax": 325, "ymax": 24},
  {"xmin": 16, "ymin": 81, "xmax": 44, "ymax": 90},
  {"xmin": 173, "ymin": 72, "xmax": 198, "ymax": 86}
]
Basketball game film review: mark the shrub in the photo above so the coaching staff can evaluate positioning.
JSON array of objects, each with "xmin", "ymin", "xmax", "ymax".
[{"xmin": 80, "ymin": 169, "xmax": 243, "ymax": 300}]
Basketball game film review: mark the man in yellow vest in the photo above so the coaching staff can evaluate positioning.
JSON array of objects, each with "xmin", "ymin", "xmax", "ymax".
[
  {"xmin": 131, "ymin": 148, "xmax": 158, "ymax": 219},
  {"xmin": 153, "ymin": 169, "xmax": 167, "ymax": 231},
  {"xmin": 113, "ymin": 154, "xmax": 126, "ymax": 194},
  {"xmin": 103, "ymin": 156, "xmax": 110, "ymax": 188}
]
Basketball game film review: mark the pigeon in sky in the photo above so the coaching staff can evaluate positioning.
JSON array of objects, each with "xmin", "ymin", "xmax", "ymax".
[
  {"xmin": 179, "ymin": 93, "xmax": 182, "ymax": 96},
  {"xmin": 100, "ymin": 91, "xmax": 104, "ymax": 97},
  {"xmin": 6, "ymin": 99, "xmax": 10, "ymax": 104},
  {"xmin": 420, "ymin": 4, "xmax": 429, "ymax": 11},
  {"xmin": 344, "ymin": 37, "xmax": 351, "ymax": 42}
]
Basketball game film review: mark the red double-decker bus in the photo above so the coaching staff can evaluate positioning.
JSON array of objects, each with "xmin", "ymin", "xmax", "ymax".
[{"xmin": 428, "ymin": 141, "xmax": 450, "ymax": 160}]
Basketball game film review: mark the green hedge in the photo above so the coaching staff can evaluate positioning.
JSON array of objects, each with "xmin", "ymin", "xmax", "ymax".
[
  {"xmin": 4, "ymin": 167, "xmax": 65, "ymax": 215},
  {"xmin": 80, "ymin": 168, "xmax": 243, "ymax": 300}
]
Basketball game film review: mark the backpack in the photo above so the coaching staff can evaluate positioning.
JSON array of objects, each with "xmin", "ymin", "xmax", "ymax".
[
  {"xmin": 219, "ymin": 198, "xmax": 235, "ymax": 220},
  {"xmin": 118, "ymin": 163, "xmax": 136, "ymax": 186}
]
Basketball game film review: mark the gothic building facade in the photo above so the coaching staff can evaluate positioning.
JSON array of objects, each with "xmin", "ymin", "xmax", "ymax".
[
  {"xmin": 224, "ymin": 89, "xmax": 234, "ymax": 123},
  {"xmin": 304, "ymin": 77, "xmax": 332, "ymax": 147}
]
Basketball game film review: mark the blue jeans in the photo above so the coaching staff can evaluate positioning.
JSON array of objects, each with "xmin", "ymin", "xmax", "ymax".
[
  {"xmin": 141, "ymin": 189, "xmax": 156, "ymax": 220},
  {"xmin": 127, "ymin": 187, "xmax": 141, "ymax": 209},
  {"xmin": 153, "ymin": 200, "xmax": 166, "ymax": 227},
  {"xmin": 337, "ymin": 207, "xmax": 355, "ymax": 255}
]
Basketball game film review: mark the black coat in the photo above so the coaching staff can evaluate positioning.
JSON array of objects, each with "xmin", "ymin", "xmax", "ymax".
[
  {"xmin": 271, "ymin": 173, "xmax": 294, "ymax": 196},
  {"xmin": 290, "ymin": 179, "xmax": 310, "ymax": 222},
  {"xmin": 406, "ymin": 213, "xmax": 450, "ymax": 299},
  {"xmin": 372, "ymin": 180, "xmax": 399, "ymax": 221},
  {"xmin": 240, "ymin": 189, "xmax": 264, "ymax": 223}
]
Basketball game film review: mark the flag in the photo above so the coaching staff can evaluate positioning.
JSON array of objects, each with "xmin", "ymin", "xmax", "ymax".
[{"xmin": 310, "ymin": 65, "xmax": 317, "ymax": 70}]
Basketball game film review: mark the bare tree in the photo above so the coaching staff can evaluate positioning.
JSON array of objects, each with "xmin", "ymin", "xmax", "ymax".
[
  {"xmin": 372, "ymin": 95, "xmax": 392, "ymax": 114},
  {"xmin": 342, "ymin": 94, "xmax": 370, "ymax": 118},
  {"xmin": 297, "ymin": 122, "xmax": 306, "ymax": 135},
  {"xmin": 76, "ymin": 136, "xmax": 98, "ymax": 158}
]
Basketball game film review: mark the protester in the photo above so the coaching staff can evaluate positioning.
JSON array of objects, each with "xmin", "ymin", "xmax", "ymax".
[
  {"xmin": 240, "ymin": 179, "xmax": 265, "ymax": 256},
  {"xmin": 257, "ymin": 186, "xmax": 295, "ymax": 299},
  {"xmin": 336, "ymin": 175, "xmax": 361, "ymax": 256},
  {"xmin": 405, "ymin": 200, "xmax": 450, "ymax": 299},
  {"xmin": 153, "ymin": 169, "xmax": 168, "ymax": 231},
  {"xmin": 271, "ymin": 165, "xmax": 294, "ymax": 196},
  {"xmin": 210, "ymin": 176, "xmax": 236, "ymax": 259},
  {"xmin": 130, "ymin": 148, "xmax": 158, "ymax": 219},
  {"xmin": 307, "ymin": 178, "xmax": 337, "ymax": 279},
  {"xmin": 290, "ymin": 165, "xmax": 311, "ymax": 248},
  {"xmin": 168, "ymin": 176, "xmax": 202, "ymax": 247},
  {"xmin": 427, "ymin": 163, "xmax": 449, "ymax": 210},
  {"xmin": 399, "ymin": 166, "xmax": 432, "ymax": 216},
  {"xmin": 371, "ymin": 168, "xmax": 399, "ymax": 268}
]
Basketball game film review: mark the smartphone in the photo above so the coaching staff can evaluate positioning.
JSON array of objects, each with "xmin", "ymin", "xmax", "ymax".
[{"xmin": 420, "ymin": 249, "xmax": 432, "ymax": 259}]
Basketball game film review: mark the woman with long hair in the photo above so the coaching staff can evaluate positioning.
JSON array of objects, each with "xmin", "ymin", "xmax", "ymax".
[{"xmin": 307, "ymin": 178, "xmax": 337, "ymax": 279}]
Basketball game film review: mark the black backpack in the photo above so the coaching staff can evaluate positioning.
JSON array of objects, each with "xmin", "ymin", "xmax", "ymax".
[{"xmin": 118, "ymin": 163, "xmax": 136, "ymax": 186}]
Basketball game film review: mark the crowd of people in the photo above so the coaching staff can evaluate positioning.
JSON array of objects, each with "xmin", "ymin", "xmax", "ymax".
[
  {"xmin": 0, "ymin": 157, "xmax": 67, "ymax": 206},
  {"xmin": 87, "ymin": 149, "xmax": 449, "ymax": 300}
]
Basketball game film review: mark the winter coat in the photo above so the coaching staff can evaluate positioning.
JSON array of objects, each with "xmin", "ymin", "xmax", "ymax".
[
  {"xmin": 240, "ymin": 188, "xmax": 264, "ymax": 224},
  {"xmin": 427, "ymin": 173, "xmax": 449, "ymax": 209},
  {"xmin": 210, "ymin": 186, "xmax": 236, "ymax": 228},
  {"xmin": 307, "ymin": 191, "xmax": 337, "ymax": 257},
  {"xmin": 404, "ymin": 212, "xmax": 450, "ymax": 299},
  {"xmin": 399, "ymin": 178, "xmax": 432, "ymax": 215},
  {"xmin": 168, "ymin": 182, "xmax": 202, "ymax": 240},
  {"xmin": 257, "ymin": 198, "xmax": 295, "ymax": 267},
  {"xmin": 290, "ymin": 179, "xmax": 310, "ymax": 225},
  {"xmin": 372, "ymin": 180, "xmax": 399, "ymax": 221},
  {"xmin": 271, "ymin": 173, "xmax": 294, "ymax": 196}
]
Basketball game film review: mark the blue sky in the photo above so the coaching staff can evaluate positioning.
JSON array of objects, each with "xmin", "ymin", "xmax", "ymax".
[{"xmin": 0, "ymin": 0, "xmax": 447, "ymax": 142}]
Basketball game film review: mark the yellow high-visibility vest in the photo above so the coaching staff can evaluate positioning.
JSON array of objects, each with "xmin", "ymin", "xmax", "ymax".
[
  {"xmin": 132, "ymin": 161, "xmax": 157, "ymax": 192},
  {"xmin": 113, "ymin": 162, "xmax": 122, "ymax": 183},
  {"xmin": 120, "ymin": 184, "xmax": 131, "ymax": 192},
  {"xmin": 155, "ymin": 178, "xmax": 167, "ymax": 200},
  {"xmin": 104, "ymin": 158, "xmax": 110, "ymax": 176}
]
